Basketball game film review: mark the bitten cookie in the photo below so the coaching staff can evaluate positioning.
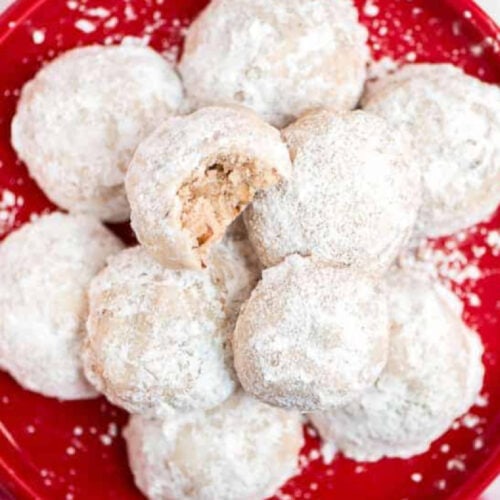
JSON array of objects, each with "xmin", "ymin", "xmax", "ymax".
[{"xmin": 126, "ymin": 105, "xmax": 291, "ymax": 269}]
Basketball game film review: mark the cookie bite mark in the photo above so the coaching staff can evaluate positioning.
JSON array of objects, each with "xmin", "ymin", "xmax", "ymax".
[
  {"xmin": 126, "ymin": 105, "xmax": 291, "ymax": 270},
  {"xmin": 178, "ymin": 154, "xmax": 281, "ymax": 264}
]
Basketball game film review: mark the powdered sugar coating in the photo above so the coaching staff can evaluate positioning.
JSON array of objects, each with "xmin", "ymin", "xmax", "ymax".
[
  {"xmin": 83, "ymin": 232, "xmax": 259, "ymax": 418},
  {"xmin": 245, "ymin": 110, "xmax": 422, "ymax": 273},
  {"xmin": 311, "ymin": 268, "xmax": 484, "ymax": 461},
  {"xmin": 126, "ymin": 105, "xmax": 291, "ymax": 270},
  {"xmin": 362, "ymin": 63, "xmax": 500, "ymax": 238},
  {"xmin": 11, "ymin": 44, "xmax": 183, "ymax": 222},
  {"xmin": 124, "ymin": 391, "xmax": 303, "ymax": 500},
  {"xmin": 233, "ymin": 255, "xmax": 389, "ymax": 412},
  {"xmin": 208, "ymin": 217, "xmax": 262, "ymax": 324},
  {"xmin": 179, "ymin": 0, "xmax": 368, "ymax": 127},
  {"xmin": 0, "ymin": 212, "xmax": 124, "ymax": 400}
]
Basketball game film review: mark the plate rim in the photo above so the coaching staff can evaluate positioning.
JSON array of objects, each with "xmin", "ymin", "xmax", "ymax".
[{"xmin": 0, "ymin": 0, "xmax": 499, "ymax": 498}]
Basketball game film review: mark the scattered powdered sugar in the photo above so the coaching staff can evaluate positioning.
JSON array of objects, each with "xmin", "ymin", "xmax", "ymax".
[
  {"xmin": 75, "ymin": 19, "xmax": 97, "ymax": 34},
  {"xmin": 0, "ymin": 189, "xmax": 23, "ymax": 237},
  {"xmin": 461, "ymin": 413, "xmax": 482, "ymax": 429},
  {"xmin": 473, "ymin": 437, "xmax": 485, "ymax": 450},
  {"xmin": 397, "ymin": 224, "xmax": 497, "ymax": 490},
  {"xmin": 104, "ymin": 17, "xmax": 118, "ymax": 29},
  {"xmin": 441, "ymin": 443, "xmax": 451, "ymax": 454},
  {"xmin": 124, "ymin": 3, "xmax": 137, "ymax": 21},
  {"xmin": 320, "ymin": 441, "xmax": 337, "ymax": 465},
  {"xmin": 360, "ymin": 0, "xmax": 500, "ymax": 76},
  {"xmin": 447, "ymin": 458, "xmax": 467, "ymax": 472},
  {"xmin": 60, "ymin": 0, "xmax": 191, "ymax": 63},
  {"xmin": 305, "ymin": 426, "xmax": 318, "ymax": 439},
  {"xmin": 400, "ymin": 221, "xmax": 500, "ymax": 313},
  {"xmin": 86, "ymin": 7, "xmax": 110, "ymax": 18},
  {"xmin": 475, "ymin": 393, "xmax": 489, "ymax": 407},
  {"xmin": 486, "ymin": 230, "xmax": 500, "ymax": 255},
  {"xmin": 363, "ymin": 1, "xmax": 380, "ymax": 18},
  {"xmin": 31, "ymin": 29, "xmax": 45, "ymax": 45},
  {"xmin": 99, "ymin": 435, "xmax": 112, "ymax": 446},
  {"xmin": 15, "ymin": 409, "xmax": 126, "ymax": 498},
  {"xmin": 411, "ymin": 473, "xmax": 423, "ymax": 483},
  {"xmin": 108, "ymin": 422, "xmax": 118, "ymax": 437},
  {"xmin": 436, "ymin": 479, "xmax": 448, "ymax": 490}
]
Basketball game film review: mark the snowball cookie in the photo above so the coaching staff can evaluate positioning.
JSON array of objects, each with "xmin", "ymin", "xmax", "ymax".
[
  {"xmin": 245, "ymin": 110, "xmax": 422, "ymax": 273},
  {"xmin": 126, "ymin": 105, "xmax": 291, "ymax": 270},
  {"xmin": 362, "ymin": 63, "xmax": 500, "ymax": 238},
  {"xmin": 124, "ymin": 391, "xmax": 304, "ymax": 500},
  {"xmin": 179, "ymin": 0, "xmax": 368, "ymax": 128},
  {"xmin": 83, "ymin": 236, "xmax": 259, "ymax": 418},
  {"xmin": 310, "ymin": 268, "xmax": 484, "ymax": 462},
  {"xmin": 233, "ymin": 255, "xmax": 389, "ymax": 412},
  {"xmin": 11, "ymin": 44, "xmax": 183, "ymax": 222},
  {"xmin": 0, "ymin": 212, "xmax": 124, "ymax": 400}
]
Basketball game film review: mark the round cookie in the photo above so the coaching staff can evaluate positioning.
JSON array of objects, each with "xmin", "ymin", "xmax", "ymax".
[
  {"xmin": 311, "ymin": 268, "xmax": 484, "ymax": 461},
  {"xmin": 179, "ymin": 0, "xmax": 368, "ymax": 127},
  {"xmin": 245, "ymin": 109, "xmax": 422, "ymax": 273},
  {"xmin": 362, "ymin": 63, "xmax": 500, "ymax": 238},
  {"xmin": 0, "ymin": 212, "xmax": 124, "ymax": 400},
  {"xmin": 126, "ymin": 105, "xmax": 291, "ymax": 270},
  {"xmin": 233, "ymin": 255, "xmax": 389, "ymax": 412},
  {"xmin": 124, "ymin": 391, "xmax": 303, "ymax": 500},
  {"xmin": 83, "ymin": 233, "xmax": 259, "ymax": 418},
  {"xmin": 12, "ymin": 44, "xmax": 183, "ymax": 222}
]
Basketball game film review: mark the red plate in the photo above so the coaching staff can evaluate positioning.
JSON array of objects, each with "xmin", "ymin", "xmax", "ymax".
[{"xmin": 0, "ymin": 0, "xmax": 499, "ymax": 499}]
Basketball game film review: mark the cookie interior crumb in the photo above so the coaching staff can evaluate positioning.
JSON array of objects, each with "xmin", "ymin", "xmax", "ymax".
[{"xmin": 178, "ymin": 154, "xmax": 280, "ymax": 263}]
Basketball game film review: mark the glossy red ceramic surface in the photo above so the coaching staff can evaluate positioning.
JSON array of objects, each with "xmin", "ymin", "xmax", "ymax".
[{"xmin": 0, "ymin": 1, "xmax": 498, "ymax": 499}]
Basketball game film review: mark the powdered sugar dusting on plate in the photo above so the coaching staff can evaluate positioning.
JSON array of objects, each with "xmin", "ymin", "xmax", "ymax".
[
  {"xmin": 359, "ymin": 0, "xmax": 500, "ymax": 80},
  {"xmin": 0, "ymin": 189, "xmax": 23, "ymax": 235},
  {"xmin": 400, "ymin": 220, "xmax": 500, "ymax": 324}
]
